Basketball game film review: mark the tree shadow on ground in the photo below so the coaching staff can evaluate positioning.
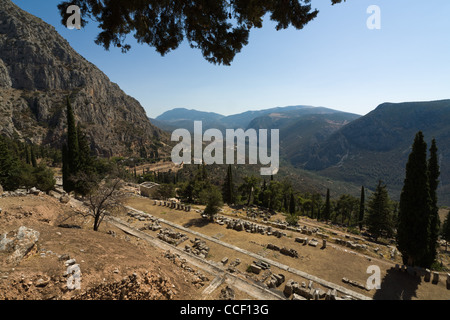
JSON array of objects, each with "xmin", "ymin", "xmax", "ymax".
[
  {"xmin": 183, "ymin": 218, "xmax": 211, "ymax": 228},
  {"xmin": 373, "ymin": 267, "xmax": 421, "ymax": 300}
]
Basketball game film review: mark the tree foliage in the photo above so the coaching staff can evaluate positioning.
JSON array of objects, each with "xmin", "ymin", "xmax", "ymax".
[
  {"xmin": 222, "ymin": 164, "xmax": 235, "ymax": 205},
  {"xmin": 397, "ymin": 132, "xmax": 433, "ymax": 267},
  {"xmin": 424, "ymin": 138, "xmax": 440, "ymax": 266},
  {"xmin": 202, "ymin": 185, "xmax": 223, "ymax": 220},
  {"xmin": 365, "ymin": 181, "xmax": 394, "ymax": 241},
  {"xmin": 0, "ymin": 136, "xmax": 55, "ymax": 192},
  {"xmin": 57, "ymin": 0, "xmax": 344, "ymax": 65}
]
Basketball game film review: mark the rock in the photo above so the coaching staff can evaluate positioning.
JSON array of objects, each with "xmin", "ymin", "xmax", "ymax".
[
  {"xmin": 29, "ymin": 187, "xmax": 40, "ymax": 195},
  {"xmin": 0, "ymin": 226, "xmax": 40, "ymax": 264},
  {"xmin": 59, "ymin": 195, "xmax": 70, "ymax": 204},
  {"xmin": 35, "ymin": 278, "xmax": 49, "ymax": 287},
  {"xmin": 58, "ymin": 253, "xmax": 70, "ymax": 261}
]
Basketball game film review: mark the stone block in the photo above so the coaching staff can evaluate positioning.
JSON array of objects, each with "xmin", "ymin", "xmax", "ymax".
[{"xmin": 249, "ymin": 264, "xmax": 261, "ymax": 274}]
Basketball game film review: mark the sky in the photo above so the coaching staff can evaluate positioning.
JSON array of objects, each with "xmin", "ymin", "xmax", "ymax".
[{"xmin": 11, "ymin": 0, "xmax": 450, "ymax": 118}]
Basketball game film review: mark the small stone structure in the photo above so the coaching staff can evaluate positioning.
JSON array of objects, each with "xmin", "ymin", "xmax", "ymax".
[{"xmin": 139, "ymin": 182, "xmax": 160, "ymax": 198}]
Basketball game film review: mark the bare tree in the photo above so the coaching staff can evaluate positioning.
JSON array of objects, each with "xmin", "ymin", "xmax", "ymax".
[{"xmin": 85, "ymin": 178, "xmax": 125, "ymax": 231}]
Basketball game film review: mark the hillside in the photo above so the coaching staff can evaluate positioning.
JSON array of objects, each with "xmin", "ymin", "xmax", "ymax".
[
  {"xmin": 294, "ymin": 100, "xmax": 450, "ymax": 205},
  {"xmin": 0, "ymin": 0, "xmax": 166, "ymax": 158}
]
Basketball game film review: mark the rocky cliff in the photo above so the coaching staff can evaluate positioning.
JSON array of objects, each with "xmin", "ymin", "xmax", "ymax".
[{"xmin": 0, "ymin": 0, "xmax": 166, "ymax": 157}]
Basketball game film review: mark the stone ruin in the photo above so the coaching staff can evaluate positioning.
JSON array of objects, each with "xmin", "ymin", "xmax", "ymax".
[
  {"xmin": 157, "ymin": 228, "xmax": 189, "ymax": 246},
  {"xmin": 248, "ymin": 260, "xmax": 271, "ymax": 274},
  {"xmin": 284, "ymin": 279, "xmax": 342, "ymax": 300},
  {"xmin": 216, "ymin": 216, "xmax": 287, "ymax": 238},
  {"xmin": 266, "ymin": 273, "xmax": 285, "ymax": 289},
  {"xmin": 226, "ymin": 258, "xmax": 241, "ymax": 273},
  {"xmin": 266, "ymin": 243, "xmax": 299, "ymax": 258},
  {"xmin": 333, "ymin": 238, "xmax": 368, "ymax": 251},
  {"xmin": 127, "ymin": 210, "xmax": 152, "ymax": 221},
  {"xmin": 245, "ymin": 206, "xmax": 276, "ymax": 220},
  {"xmin": 153, "ymin": 200, "xmax": 191, "ymax": 212},
  {"xmin": 139, "ymin": 216, "xmax": 162, "ymax": 232},
  {"xmin": 184, "ymin": 238, "xmax": 210, "ymax": 259},
  {"xmin": 164, "ymin": 251, "xmax": 210, "ymax": 289}
]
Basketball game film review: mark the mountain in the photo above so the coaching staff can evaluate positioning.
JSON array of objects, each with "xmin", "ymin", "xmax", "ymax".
[
  {"xmin": 153, "ymin": 108, "xmax": 226, "ymax": 133},
  {"xmin": 248, "ymin": 110, "xmax": 360, "ymax": 161},
  {"xmin": 220, "ymin": 105, "xmax": 315, "ymax": 129},
  {"xmin": 0, "ymin": 0, "xmax": 165, "ymax": 157},
  {"xmin": 153, "ymin": 105, "xmax": 318, "ymax": 132},
  {"xmin": 295, "ymin": 100, "xmax": 450, "ymax": 205}
]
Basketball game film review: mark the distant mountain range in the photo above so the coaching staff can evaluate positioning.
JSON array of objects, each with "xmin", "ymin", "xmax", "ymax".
[{"xmin": 152, "ymin": 100, "xmax": 450, "ymax": 206}]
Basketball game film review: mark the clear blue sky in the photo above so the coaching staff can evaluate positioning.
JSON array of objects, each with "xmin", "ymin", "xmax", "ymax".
[{"xmin": 12, "ymin": 0, "xmax": 450, "ymax": 118}]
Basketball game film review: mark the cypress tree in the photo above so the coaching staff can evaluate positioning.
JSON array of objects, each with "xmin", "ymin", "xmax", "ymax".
[
  {"xmin": 358, "ymin": 186, "xmax": 365, "ymax": 231},
  {"xmin": 30, "ymin": 146, "xmax": 37, "ymax": 168},
  {"xmin": 222, "ymin": 165, "xmax": 235, "ymax": 204},
  {"xmin": 289, "ymin": 192, "xmax": 296, "ymax": 215},
  {"xmin": 442, "ymin": 211, "xmax": 450, "ymax": 252},
  {"xmin": 424, "ymin": 138, "xmax": 440, "ymax": 266},
  {"xmin": 62, "ymin": 143, "xmax": 72, "ymax": 192},
  {"xmin": 25, "ymin": 144, "xmax": 30, "ymax": 165},
  {"xmin": 366, "ymin": 181, "xmax": 393, "ymax": 241},
  {"xmin": 323, "ymin": 189, "xmax": 331, "ymax": 222},
  {"xmin": 66, "ymin": 97, "xmax": 79, "ymax": 173},
  {"xmin": 76, "ymin": 123, "xmax": 94, "ymax": 173},
  {"xmin": 397, "ymin": 131, "xmax": 432, "ymax": 267}
]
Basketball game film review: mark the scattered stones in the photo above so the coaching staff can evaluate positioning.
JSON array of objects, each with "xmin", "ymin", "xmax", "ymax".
[
  {"xmin": 158, "ymin": 228, "xmax": 189, "ymax": 246},
  {"xmin": 184, "ymin": 238, "xmax": 210, "ymax": 259},
  {"xmin": 217, "ymin": 216, "xmax": 286, "ymax": 238},
  {"xmin": 219, "ymin": 285, "xmax": 235, "ymax": 300}
]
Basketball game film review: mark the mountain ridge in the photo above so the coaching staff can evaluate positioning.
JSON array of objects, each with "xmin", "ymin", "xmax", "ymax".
[{"xmin": 0, "ymin": 0, "xmax": 166, "ymax": 158}]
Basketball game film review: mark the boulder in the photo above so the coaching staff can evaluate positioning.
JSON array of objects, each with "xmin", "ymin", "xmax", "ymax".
[{"xmin": 0, "ymin": 226, "xmax": 40, "ymax": 264}]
